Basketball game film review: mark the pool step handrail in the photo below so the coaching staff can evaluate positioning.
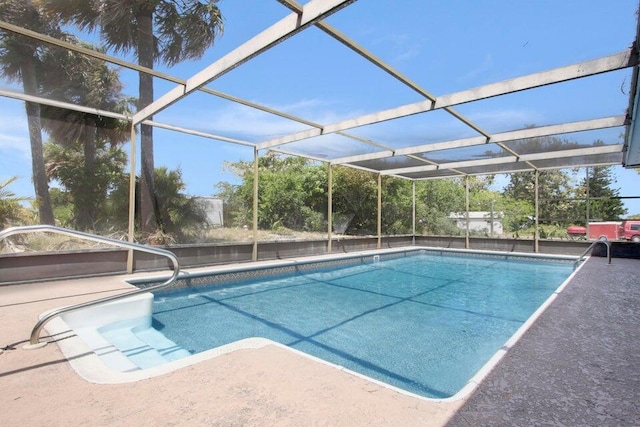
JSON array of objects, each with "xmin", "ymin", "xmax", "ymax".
[
  {"xmin": 574, "ymin": 236, "xmax": 611, "ymax": 269},
  {"xmin": 0, "ymin": 225, "xmax": 180, "ymax": 348}
]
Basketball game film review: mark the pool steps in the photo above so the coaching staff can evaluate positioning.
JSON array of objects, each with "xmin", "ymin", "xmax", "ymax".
[
  {"xmin": 58, "ymin": 292, "xmax": 189, "ymax": 371},
  {"xmin": 100, "ymin": 321, "xmax": 190, "ymax": 370}
]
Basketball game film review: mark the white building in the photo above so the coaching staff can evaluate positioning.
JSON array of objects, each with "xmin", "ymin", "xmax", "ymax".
[
  {"xmin": 196, "ymin": 197, "xmax": 224, "ymax": 227},
  {"xmin": 449, "ymin": 211, "xmax": 504, "ymax": 236}
]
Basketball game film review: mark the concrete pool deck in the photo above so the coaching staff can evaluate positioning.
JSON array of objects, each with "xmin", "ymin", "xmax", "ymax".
[
  {"xmin": 1, "ymin": 256, "xmax": 638, "ymax": 425},
  {"xmin": 447, "ymin": 255, "xmax": 640, "ymax": 426}
]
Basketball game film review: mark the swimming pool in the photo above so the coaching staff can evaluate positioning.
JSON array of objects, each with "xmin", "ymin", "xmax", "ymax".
[{"xmin": 53, "ymin": 248, "xmax": 578, "ymax": 399}]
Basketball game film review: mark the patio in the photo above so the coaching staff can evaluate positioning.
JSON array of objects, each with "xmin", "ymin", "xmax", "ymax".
[{"xmin": 1, "ymin": 2, "xmax": 640, "ymax": 425}]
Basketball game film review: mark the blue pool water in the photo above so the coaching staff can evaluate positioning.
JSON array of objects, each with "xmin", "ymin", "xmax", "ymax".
[{"xmin": 147, "ymin": 252, "xmax": 573, "ymax": 398}]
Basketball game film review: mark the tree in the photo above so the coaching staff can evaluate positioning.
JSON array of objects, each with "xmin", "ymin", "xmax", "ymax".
[
  {"xmin": 499, "ymin": 195, "xmax": 534, "ymax": 235},
  {"xmin": 216, "ymin": 156, "xmax": 504, "ymax": 237},
  {"xmin": 332, "ymin": 166, "xmax": 378, "ymax": 234},
  {"xmin": 577, "ymin": 166, "xmax": 627, "ymax": 221},
  {"xmin": 48, "ymin": 187, "xmax": 74, "ymax": 229},
  {"xmin": 39, "ymin": 42, "xmax": 133, "ymax": 231},
  {"xmin": 415, "ymin": 178, "xmax": 465, "ymax": 235},
  {"xmin": 105, "ymin": 167, "xmax": 208, "ymax": 243},
  {"xmin": 0, "ymin": 0, "xmax": 65, "ymax": 224},
  {"xmin": 42, "ymin": 0, "xmax": 224, "ymax": 236},
  {"xmin": 44, "ymin": 140, "xmax": 128, "ymax": 230},
  {"xmin": 0, "ymin": 177, "xmax": 32, "ymax": 228},
  {"xmin": 257, "ymin": 156, "xmax": 326, "ymax": 231},
  {"xmin": 219, "ymin": 153, "xmax": 328, "ymax": 232},
  {"xmin": 215, "ymin": 181, "xmax": 248, "ymax": 228},
  {"xmin": 381, "ymin": 176, "xmax": 412, "ymax": 234},
  {"xmin": 152, "ymin": 167, "xmax": 209, "ymax": 241},
  {"xmin": 503, "ymin": 169, "xmax": 574, "ymax": 227}
]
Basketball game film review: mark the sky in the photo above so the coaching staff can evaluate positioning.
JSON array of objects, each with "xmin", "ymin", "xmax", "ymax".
[{"xmin": 1, "ymin": 0, "xmax": 640, "ymax": 215}]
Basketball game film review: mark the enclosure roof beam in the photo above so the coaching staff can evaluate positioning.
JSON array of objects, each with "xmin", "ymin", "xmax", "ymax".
[
  {"xmin": 258, "ymin": 50, "xmax": 635, "ymax": 150},
  {"xmin": 397, "ymin": 116, "xmax": 625, "ymax": 155},
  {"xmin": 410, "ymin": 156, "xmax": 621, "ymax": 180},
  {"xmin": 435, "ymin": 51, "xmax": 636, "ymax": 109},
  {"xmin": 0, "ymin": 18, "xmax": 400, "ymax": 156},
  {"xmin": 267, "ymin": 147, "xmax": 329, "ymax": 163},
  {"xmin": 331, "ymin": 115, "xmax": 626, "ymax": 165},
  {"xmin": 0, "ymin": 20, "xmax": 178, "ymax": 84},
  {"xmin": 276, "ymin": 0, "xmax": 490, "ymax": 139},
  {"xmin": 147, "ymin": 118, "xmax": 332, "ymax": 161},
  {"xmin": 132, "ymin": 0, "xmax": 356, "ymax": 125},
  {"xmin": 380, "ymin": 144, "xmax": 623, "ymax": 176},
  {"xmin": 0, "ymin": 19, "xmax": 331, "ymax": 130},
  {"xmin": 277, "ymin": 0, "xmax": 437, "ymax": 102},
  {"xmin": 0, "ymin": 87, "xmax": 258, "ymax": 149},
  {"xmin": 144, "ymin": 120, "xmax": 255, "ymax": 147},
  {"xmin": 0, "ymin": 86, "xmax": 390, "ymax": 164},
  {"xmin": 0, "ymin": 88, "xmax": 131, "ymax": 121}
]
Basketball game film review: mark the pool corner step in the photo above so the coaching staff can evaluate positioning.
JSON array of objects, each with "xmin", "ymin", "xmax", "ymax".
[
  {"xmin": 133, "ymin": 326, "xmax": 191, "ymax": 362},
  {"xmin": 99, "ymin": 321, "xmax": 190, "ymax": 370}
]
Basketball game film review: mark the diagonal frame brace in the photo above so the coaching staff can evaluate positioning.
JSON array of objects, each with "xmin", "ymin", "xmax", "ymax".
[
  {"xmin": 258, "ymin": 50, "xmax": 636, "ymax": 150},
  {"xmin": 132, "ymin": 0, "xmax": 356, "ymax": 125}
]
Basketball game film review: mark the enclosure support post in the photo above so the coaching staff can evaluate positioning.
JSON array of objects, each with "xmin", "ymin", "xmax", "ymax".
[
  {"xmin": 126, "ymin": 123, "xmax": 137, "ymax": 274},
  {"xmin": 585, "ymin": 167, "xmax": 590, "ymax": 237},
  {"xmin": 412, "ymin": 180, "xmax": 416, "ymax": 246},
  {"xmin": 252, "ymin": 147, "xmax": 259, "ymax": 261},
  {"xmin": 327, "ymin": 163, "xmax": 333, "ymax": 254},
  {"xmin": 490, "ymin": 199, "xmax": 495, "ymax": 237},
  {"xmin": 534, "ymin": 170, "xmax": 540, "ymax": 253},
  {"xmin": 377, "ymin": 173, "xmax": 382, "ymax": 249},
  {"xmin": 465, "ymin": 176, "xmax": 470, "ymax": 249}
]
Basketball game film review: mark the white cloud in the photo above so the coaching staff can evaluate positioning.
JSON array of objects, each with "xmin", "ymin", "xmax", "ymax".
[
  {"xmin": 0, "ymin": 132, "xmax": 30, "ymax": 157},
  {"xmin": 0, "ymin": 128, "xmax": 34, "ymax": 199},
  {"xmin": 468, "ymin": 108, "xmax": 542, "ymax": 130},
  {"xmin": 373, "ymin": 33, "xmax": 422, "ymax": 64},
  {"xmin": 271, "ymin": 98, "xmax": 325, "ymax": 113},
  {"xmin": 158, "ymin": 97, "xmax": 362, "ymax": 142},
  {"xmin": 394, "ymin": 46, "xmax": 421, "ymax": 63},
  {"xmin": 458, "ymin": 53, "xmax": 494, "ymax": 83},
  {"xmin": 269, "ymin": 98, "xmax": 357, "ymax": 125},
  {"xmin": 284, "ymin": 132, "xmax": 378, "ymax": 159},
  {"xmin": 159, "ymin": 103, "xmax": 305, "ymax": 141},
  {"xmin": 0, "ymin": 112, "xmax": 31, "ymax": 158}
]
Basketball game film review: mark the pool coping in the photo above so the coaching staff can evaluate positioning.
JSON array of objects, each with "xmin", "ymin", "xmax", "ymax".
[
  {"xmin": 125, "ymin": 246, "xmax": 578, "ymax": 295},
  {"xmin": 42, "ymin": 245, "xmax": 582, "ymax": 403}
]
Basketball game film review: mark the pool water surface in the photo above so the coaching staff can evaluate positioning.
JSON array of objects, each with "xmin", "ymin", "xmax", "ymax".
[{"xmin": 148, "ymin": 252, "xmax": 574, "ymax": 399}]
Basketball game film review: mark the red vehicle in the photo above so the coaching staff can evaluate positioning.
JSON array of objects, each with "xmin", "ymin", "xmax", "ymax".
[
  {"xmin": 620, "ymin": 220, "xmax": 640, "ymax": 242},
  {"xmin": 567, "ymin": 220, "xmax": 640, "ymax": 241}
]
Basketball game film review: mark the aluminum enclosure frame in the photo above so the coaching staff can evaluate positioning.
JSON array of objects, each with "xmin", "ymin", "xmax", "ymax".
[
  {"xmin": 0, "ymin": 1, "xmax": 639, "ymax": 268},
  {"xmin": 1, "ymin": 2, "xmax": 638, "ymax": 180}
]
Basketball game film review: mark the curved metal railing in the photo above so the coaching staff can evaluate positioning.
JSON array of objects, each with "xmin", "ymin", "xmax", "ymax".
[
  {"xmin": 574, "ymin": 236, "xmax": 611, "ymax": 269},
  {"xmin": 0, "ymin": 225, "xmax": 180, "ymax": 347}
]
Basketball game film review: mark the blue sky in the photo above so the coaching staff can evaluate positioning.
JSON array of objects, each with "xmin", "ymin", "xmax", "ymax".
[{"xmin": 1, "ymin": 0, "xmax": 640, "ymax": 215}]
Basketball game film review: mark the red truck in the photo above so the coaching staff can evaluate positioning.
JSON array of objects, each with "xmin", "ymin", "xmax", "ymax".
[
  {"xmin": 567, "ymin": 220, "xmax": 640, "ymax": 242},
  {"xmin": 621, "ymin": 220, "xmax": 640, "ymax": 242}
]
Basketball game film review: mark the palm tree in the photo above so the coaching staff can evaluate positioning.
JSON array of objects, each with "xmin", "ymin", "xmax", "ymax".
[
  {"xmin": 0, "ymin": 0, "xmax": 63, "ymax": 224},
  {"xmin": 104, "ymin": 167, "xmax": 208, "ymax": 243},
  {"xmin": 41, "ymin": 0, "xmax": 224, "ymax": 237},
  {"xmin": 44, "ymin": 140, "xmax": 128, "ymax": 231},
  {"xmin": 39, "ymin": 42, "xmax": 134, "ymax": 230},
  {"xmin": 0, "ymin": 176, "xmax": 32, "ymax": 228}
]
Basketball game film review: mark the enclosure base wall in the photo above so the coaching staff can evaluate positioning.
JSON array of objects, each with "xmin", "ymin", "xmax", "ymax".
[{"xmin": 0, "ymin": 236, "xmax": 606, "ymax": 285}]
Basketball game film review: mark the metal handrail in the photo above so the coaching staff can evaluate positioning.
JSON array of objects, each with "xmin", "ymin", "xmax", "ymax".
[
  {"xmin": 0, "ymin": 225, "xmax": 180, "ymax": 347},
  {"xmin": 574, "ymin": 236, "xmax": 611, "ymax": 269}
]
